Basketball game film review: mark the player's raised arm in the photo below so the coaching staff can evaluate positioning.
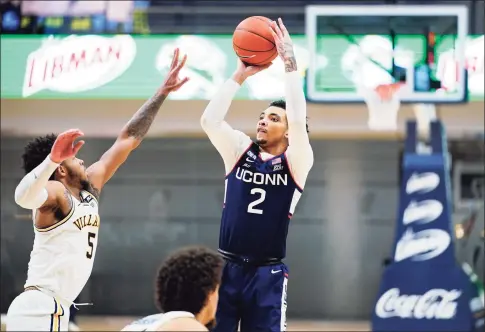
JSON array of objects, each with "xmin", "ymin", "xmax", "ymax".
[
  {"xmin": 270, "ymin": 18, "xmax": 314, "ymax": 185},
  {"xmin": 200, "ymin": 60, "xmax": 270, "ymax": 172},
  {"xmin": 14, "ymin": 129, "xmax": 85, "ymax": 210},
  {"xmin": 87, "ymin": 49, "xmax": 189, "ymax": 192}
]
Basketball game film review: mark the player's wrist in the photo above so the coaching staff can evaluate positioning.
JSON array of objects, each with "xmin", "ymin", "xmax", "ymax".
[
  {"xmin": 156, "ymin": 86, "xmax": 171, "ymax": 97},
  {"xmin": 231, "ymin": 72, "xmax": 246, "ymax": 85},
  {"xmin": 47, "ymin": 154, "xmax": 62, "ymax": 165}
]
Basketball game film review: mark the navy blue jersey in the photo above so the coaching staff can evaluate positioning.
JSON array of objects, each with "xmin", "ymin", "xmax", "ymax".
[{"xmin": 219, "ymin": 142, "xmax": 303, "ymax": 260}]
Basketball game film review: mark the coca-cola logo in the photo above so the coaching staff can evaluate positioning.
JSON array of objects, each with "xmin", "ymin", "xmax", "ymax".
[
  {"xmin": 22, "ymin": 35, "xmax": 137, "ymax": 97},
  {"xmin": 375, "ymin": 288, "xmax": 462, "ymax": 319}
]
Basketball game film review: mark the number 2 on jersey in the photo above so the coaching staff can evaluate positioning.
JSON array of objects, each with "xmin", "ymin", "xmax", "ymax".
[
  {"xmin": 247, "ymin": 188, "xmax": 266, "ymax": 214},
  {"xmin": 86, "ymin": 232, "xmax": 96, "ymax": 259}
]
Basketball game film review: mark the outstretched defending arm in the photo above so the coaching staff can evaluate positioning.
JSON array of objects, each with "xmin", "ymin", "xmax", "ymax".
[
  {"xmin": 271, "ymin": 18, "xmax": 314, "ymax": 187},
  {"xmin": 200, "ymin": 61, "xmax": 269, "ymax": 173},
  {"xmin": 87, "ymin": 49, "xmax": 189, "ymax": 191}
]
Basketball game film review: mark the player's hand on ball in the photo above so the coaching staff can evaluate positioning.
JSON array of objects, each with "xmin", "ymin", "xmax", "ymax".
[
  {"xmin": 159, "ymin": 48, "xmax": 190, "ymax": 95},
  {"xmin": 232, "ymin": 58, "xmax": 272, "ymax": 85},
  {"xmin": 50, "ymin": 129, "xmax": 85, "ymax": 164},
  {"xmin": 270, "ymin": 18, "xmax": 297, "ymax": 72}
]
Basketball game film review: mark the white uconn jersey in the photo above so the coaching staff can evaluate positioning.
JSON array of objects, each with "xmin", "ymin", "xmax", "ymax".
[
  {"xmin": 25, "ymin": 190, "xmax": 100, "ymax": 303},
  {"xmin": 121, "ymin": 312, "xmax": 195, "ymax": 331}
]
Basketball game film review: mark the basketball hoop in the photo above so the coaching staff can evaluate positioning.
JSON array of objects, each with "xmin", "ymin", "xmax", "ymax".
[{"xmin": 364, "ymin": 82, "xmax": 404, "ymax": 131}]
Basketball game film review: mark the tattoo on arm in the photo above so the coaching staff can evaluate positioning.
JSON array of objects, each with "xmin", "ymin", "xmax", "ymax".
[
  {"xmin": 284, "ymin": 56, "xmax": 297, "ymax": 73},
  {"xmin": 277, "ymin": 42, "xmax": 297, "ymax": 73},
  {"xmin": 88, "ymin": 185, "xmax": 100, "ymax": 200},
  {"xmin": 125, "ymin": 93, "xmax": 168, "ymax": 139},
  {"xmin": 63, "ymin": 188, "xmax": 73, "ymax": 209}
]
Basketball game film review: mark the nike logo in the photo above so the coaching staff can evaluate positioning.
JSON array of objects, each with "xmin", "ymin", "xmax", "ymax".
[
  {"xmin": 246, "ymin": 157, "xmax": 254, "ymax": 163},
  {"xmin": 238, "ymin": 54, "xmax": 256, "ymax": 59},
  {"xmin": 271, "ymin": 269, "xmax": 282, "ymax": 274}
]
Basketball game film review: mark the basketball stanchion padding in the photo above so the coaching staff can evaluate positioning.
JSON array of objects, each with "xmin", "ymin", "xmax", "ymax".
[{"xmin": 371, "ymin": 121, "xmax": 485, "ymax": 332}]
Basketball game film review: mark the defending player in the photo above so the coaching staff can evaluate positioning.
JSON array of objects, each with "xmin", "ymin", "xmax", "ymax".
[
  {"xmin": 121, "ymin": 246, "xmax": 223, "ymax": 332},
  {"xmin": 200, "ymin": 19, "xmax": 314, "ymax": 332},
  {"xmin": 6, "ymin": 49, "xmax": 189, "ymax": 332}
]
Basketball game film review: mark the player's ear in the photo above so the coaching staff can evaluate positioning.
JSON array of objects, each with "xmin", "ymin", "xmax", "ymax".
[
  {"xmin": 57, "ymin": 164, "xmax": 67, "ymax": 177},
  {"xmin": 284, "ymin": 130, "xmax": 289, "ymax": 139}
]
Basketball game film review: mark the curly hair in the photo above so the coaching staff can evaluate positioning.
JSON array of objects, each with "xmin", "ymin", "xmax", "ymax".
[
  {"xmin": 155, "ymin": 246, "xmax": 223, "ymax": 315},
  {"xmin": 269, "ymin": 99, "xmax": 310, "ymax": 133},
  {"xmin": 21, "ymin": 134, "xmax": 58, "ymax": 180}
]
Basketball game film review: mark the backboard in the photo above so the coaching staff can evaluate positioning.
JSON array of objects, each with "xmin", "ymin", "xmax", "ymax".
[{"xmin": 305, "ymin": 5, "xmax": 469, "ymax": 104}]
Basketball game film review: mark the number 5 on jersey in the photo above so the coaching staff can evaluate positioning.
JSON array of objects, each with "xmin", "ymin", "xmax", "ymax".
[
  {"xmin": 86, "ymin": 232, "xmax": 96, "ymax": 259},
  {"xmin": 248, "ymin": 188, "xmax": 266, "ymax": 214}
]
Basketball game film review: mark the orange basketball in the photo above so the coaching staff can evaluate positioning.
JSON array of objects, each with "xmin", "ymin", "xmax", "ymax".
[{"xmin": 233, "ymin": 16, "xmax": 278, "ymax": 66}]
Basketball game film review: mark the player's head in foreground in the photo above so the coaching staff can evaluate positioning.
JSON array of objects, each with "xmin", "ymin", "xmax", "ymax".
[
  {"xmin": 22, "ymin": 134, "xmax": 90, "ymax": 190},
  {"xmin": 155, "ymin": 246, "xmax": 224, "ymax": 330},
  {"xmin": 256, "ymin": 99, "xmax": 309, "ymax": 148}
]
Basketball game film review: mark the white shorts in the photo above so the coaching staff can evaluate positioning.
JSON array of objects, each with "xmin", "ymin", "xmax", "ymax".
[{"xmin": 6, "ymin": 289, "xmax": 70, "ymax": 331}]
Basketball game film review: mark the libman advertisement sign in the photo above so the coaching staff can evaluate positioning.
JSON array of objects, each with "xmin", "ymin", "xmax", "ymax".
[{"xmin": 1, "ymin": 34, "xmax": 483, "ymax": 100}]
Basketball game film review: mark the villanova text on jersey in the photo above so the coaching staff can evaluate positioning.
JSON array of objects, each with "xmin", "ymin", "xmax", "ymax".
[{"xmin": 221, "ymin": 143, "xmax": 303, "ymax": 260}]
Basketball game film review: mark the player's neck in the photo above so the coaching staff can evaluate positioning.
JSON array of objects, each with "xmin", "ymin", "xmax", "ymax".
[
  {"xmin": 60, "ymin": 180, "xmax": 82, "ymax": 200},
  {"xmin": 195, "ymin": 308, "xmax": 211, "ymax": 326},
  {"xmin": 259, "ymin": 143, "xmax": 287, "ymax": 156}
]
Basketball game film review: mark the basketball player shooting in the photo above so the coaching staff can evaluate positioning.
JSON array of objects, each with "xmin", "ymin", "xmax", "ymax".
[
  {"xmin": 121, "ymin": 246, "xmax": 223, "ymax": 331},
  {"xmin": 200, "ymin": 19, "xmax": 314, "ymax": 332},
  {"xmin": 6, "ymin": 49, "xmax": 188, "ymax": 332}
]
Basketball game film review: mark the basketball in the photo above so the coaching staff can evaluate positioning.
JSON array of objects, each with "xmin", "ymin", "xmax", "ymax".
[{"xmin": 233, "ymin": 16, "xmax": 278, "ymax": 66}]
